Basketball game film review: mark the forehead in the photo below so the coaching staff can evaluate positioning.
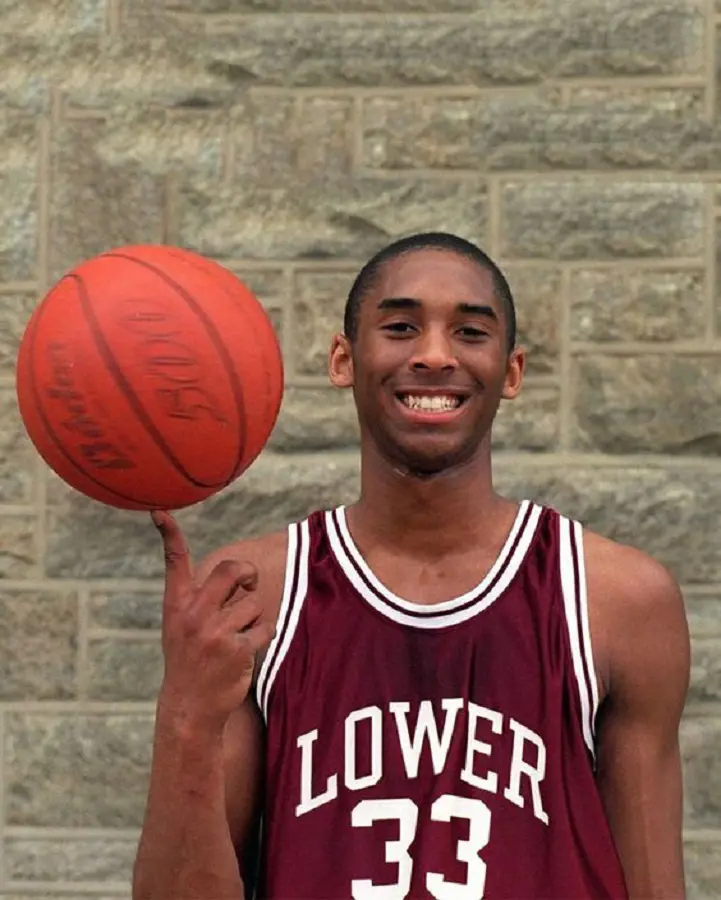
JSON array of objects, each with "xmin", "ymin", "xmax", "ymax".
[{"xmin": 371, "ymin": 249, "xmax": 497, "ymax": 309}]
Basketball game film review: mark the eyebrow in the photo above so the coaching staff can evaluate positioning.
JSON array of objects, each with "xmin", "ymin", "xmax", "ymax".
[{"xmin": 377, "ymin": 297, "xmax": 498, "ymax": 320}]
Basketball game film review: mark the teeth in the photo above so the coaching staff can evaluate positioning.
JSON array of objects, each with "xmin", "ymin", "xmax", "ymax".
[{"xmin": 402, "ymin": 394, "xmax": 461, "ymax": 411}]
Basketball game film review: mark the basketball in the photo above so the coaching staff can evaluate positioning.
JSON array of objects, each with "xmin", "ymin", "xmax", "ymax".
[{"xmin": 15, "ymin": 245, "xmax": 284, "ymax": 511}]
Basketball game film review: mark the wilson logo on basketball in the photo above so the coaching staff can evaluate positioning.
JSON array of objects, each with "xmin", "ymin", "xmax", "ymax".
[{"xmin": 44, "ymin": 340, "xmax": 136, "ymax": 471}]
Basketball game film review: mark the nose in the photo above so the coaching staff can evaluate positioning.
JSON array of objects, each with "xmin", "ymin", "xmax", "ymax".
[{"xmin": 408, "ymin": 326, "xmax": 458, "ymax": 372}]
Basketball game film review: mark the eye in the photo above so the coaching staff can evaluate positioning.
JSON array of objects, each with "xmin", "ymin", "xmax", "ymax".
[
  {"xmin": 381, "ymin": 322, "xmax": 416, "ymax": 335},
  {"xmin": 458, "ymin": 325, "xmax": 489, "ymax": 340}
]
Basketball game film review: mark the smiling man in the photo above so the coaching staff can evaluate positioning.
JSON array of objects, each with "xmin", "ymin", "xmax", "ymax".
[{"xmin": 134, "ymin": 232, "xmax": 690, "ymax": 900}]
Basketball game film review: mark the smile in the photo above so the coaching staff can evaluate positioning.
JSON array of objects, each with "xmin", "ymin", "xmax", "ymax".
[{"xmin": 395, "ymin": 393, "xmax": 468, "ymax": 413}]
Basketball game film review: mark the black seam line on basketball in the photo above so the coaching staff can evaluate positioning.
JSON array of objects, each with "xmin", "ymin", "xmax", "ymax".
[
  {"xmin": 148, "ymin": 247, "xmax": 279, "ymax": 428},
  {"xmin": 259, "ymin": 523, "xmax": 304, "ymax": 713},
  {"xmin": 79, "ymin": 256, "xmax": 241, "ymax": 488},
  {"xmin": 71, "ymin": 276, "xmax": 215, "ymax": 490},
  {"xmin": 332, "ymin": 502, "xmax": 534, "ymax": 618},
  {"xmin": 101, "ymin": 247, "xmax": 250, "ymax": 487},
  {"xmin": 94, "ymin": 251, "xmax": 246, "ymax": 484},
  {"xmin": 139, "ymin": 247, "xmax": 283, "ymax": 447},
  {"xmin": 569, "ymin": 522, "xmax": 595, "ymax": 735},
  {"xmin": 27, "ymin": 276, "xmax": 157, "ymax": 508}
]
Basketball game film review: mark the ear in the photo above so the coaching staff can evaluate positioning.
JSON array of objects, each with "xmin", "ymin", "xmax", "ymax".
[
  {"xmin": 501, "ymin": 347, "xmax": 525, "ymax": 400},
  {"xmin": 328, "ymin": 333, "xmax": 355, "ymax": 389}
]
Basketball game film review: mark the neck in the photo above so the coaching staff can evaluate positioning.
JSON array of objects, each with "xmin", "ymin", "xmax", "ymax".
[{"xmin": 350, "ymin": 437, "xmax": 509, "ymax": 558}]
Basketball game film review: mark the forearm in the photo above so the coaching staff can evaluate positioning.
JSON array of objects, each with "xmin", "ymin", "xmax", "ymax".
[
  {"xmin": 132, "ymin": 712, "xmax": 244, "ymax": 900},
  {"xmin": 598, "ymin": 734, "xmax": 686, "ymax": 899}
]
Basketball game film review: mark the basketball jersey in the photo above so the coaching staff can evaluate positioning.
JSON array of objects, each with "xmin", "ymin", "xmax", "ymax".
[{"xmin": 253, "ymin": 501, "xmax": 629, "ymax": 900}]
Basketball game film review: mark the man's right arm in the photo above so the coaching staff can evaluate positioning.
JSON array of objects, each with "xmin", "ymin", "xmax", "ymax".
[
  {"xmin": 132, "ymin": 698, "xmax": 263, "ymax": 900},
  {"xmin": 132, "ymin": 524, "xmax": 287, "ymax": 900}
]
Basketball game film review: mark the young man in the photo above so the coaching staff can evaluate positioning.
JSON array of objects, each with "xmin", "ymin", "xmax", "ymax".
[{"xmin": 133, "ymin": 233, "xmax": 690, "ymax": 900}]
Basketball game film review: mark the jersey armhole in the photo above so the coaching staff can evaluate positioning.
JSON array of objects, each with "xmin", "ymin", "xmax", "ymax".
[
  {"xmin": 558, "ymin": 516, "xmax": 600, "ymax": 761},
  {"xmin": 254, "ymin": 518, "xmax": 310, "ymax": 722}
]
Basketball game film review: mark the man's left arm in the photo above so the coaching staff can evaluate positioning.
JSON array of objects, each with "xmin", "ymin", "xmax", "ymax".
[{"xmin": 588, "ymin": 538, "xmax": 691, "ymax": 899}]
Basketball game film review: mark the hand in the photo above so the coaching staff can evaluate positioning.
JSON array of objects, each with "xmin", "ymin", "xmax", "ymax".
[{"xmin": 151, "ymin": 510, "xmax": 274, "ymax": 733}]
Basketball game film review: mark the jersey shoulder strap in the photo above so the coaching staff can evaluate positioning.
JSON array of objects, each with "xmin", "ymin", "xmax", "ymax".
[
  {"xmin": 557, "ymin": 515, "xmax": 600, "ymax": 760},
  {"xmin": 254, "ymin": 517, "xmax": 311, "ymax": 721}
]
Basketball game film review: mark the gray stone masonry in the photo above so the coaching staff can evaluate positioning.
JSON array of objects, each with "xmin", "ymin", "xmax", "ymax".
[{"xmin": 0, "ymin": 0, "xmax": 720, "ymax": 896}]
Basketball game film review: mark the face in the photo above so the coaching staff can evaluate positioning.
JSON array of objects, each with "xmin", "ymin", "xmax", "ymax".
[{"xmin": 329, "ymin": 249, "xmax": 525, "ymax": 476}]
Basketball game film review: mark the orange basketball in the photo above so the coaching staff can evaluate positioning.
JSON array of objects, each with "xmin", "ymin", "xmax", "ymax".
[{"xmin": 15, "ymin": 245, "xmax": 284, "ymax": 511}]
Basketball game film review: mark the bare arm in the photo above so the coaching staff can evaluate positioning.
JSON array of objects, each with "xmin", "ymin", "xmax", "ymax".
[
  {"xmin": 588, "ymin": 537, "xmax": 690, "ymax": 899},
  {"xmin": 133, "ymin": 699, "xmax": 262, "ymax": 900},
  {"xmin": 132, "ymin": 518, "xmax": 286, "ymax": 900},
  {"xmin": 224, "ymin": 698, "xmax": 267, "ymax": 891}
]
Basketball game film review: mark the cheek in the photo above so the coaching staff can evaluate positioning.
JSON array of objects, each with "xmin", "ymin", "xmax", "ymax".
[
  {"xmin": 354, "ymin": 340, "xmax": 401, "ymax": 381},
  {"xmin": 351, "ymin": 362, "xmax": 396, "ymax": 418},
  {"xmin": 354, "ymin": 371, "xmax": 383, "ymax": 405},
  {"xmin": 461, "ymin": 348, "xmax": 504, "ymax": 380}
]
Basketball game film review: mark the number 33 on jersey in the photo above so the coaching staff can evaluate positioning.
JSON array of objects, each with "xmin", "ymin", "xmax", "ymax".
[
  {"xmin": 297, "ymin": 697, "xmax": 546, "ymax": 900},
  {"xmin": 253, "ymin": 505, "xmax": 629, "ymax": 899},
  {"xmin": 353, "ymin": 793, "xmax": 490, "ymax": 900}
]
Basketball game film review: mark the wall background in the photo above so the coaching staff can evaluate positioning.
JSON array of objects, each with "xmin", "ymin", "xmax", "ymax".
[{"xmin": 0, "ymin": 0, "xmax": 720, "ymax": 896}]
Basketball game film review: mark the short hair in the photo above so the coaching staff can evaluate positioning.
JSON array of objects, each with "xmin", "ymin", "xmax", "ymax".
[{"xmin": 343, "ymin": 232, "xmax": 517, "ymax": 352}]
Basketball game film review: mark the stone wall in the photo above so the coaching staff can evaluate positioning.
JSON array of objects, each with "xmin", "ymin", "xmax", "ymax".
[{"xmin": 1, "ymin": 0, "xmax": 720, "ymax": 896}]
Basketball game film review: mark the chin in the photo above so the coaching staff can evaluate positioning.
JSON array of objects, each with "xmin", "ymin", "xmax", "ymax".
[{"xmin": 387, "ymin": 438, "xmax": 481, "ymax": 479}]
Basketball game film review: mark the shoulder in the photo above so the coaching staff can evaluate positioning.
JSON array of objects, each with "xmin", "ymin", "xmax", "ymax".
[
  {"xmin": 194, "ymin": 527, "xmax": 290, "ymax": 623},
  {"xmin": 582, "ymin": 528, "xmax": 682, "ymax": 610},
  {"xmin": 194, "ymin": 527, "xmax": 290, "ymax": 579},
  {"xmin": 580, "ymin": 528, "xmax": 690, "ymax": 702}
]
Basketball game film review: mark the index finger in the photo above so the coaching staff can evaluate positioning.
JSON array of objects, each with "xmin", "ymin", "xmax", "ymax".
[{"xmin": 151, "ymin": 510, "xmax": 193, "ymax": 601}]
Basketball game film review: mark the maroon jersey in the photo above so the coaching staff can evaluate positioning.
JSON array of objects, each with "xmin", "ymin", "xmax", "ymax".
[{"xmin": 254, "ymin": 501, "xmax": 628, "ymax": 899}]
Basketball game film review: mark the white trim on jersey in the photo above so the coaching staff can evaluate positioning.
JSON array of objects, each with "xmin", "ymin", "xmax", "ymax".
[
  {"xmin": 325, "ymin": 500, "xmax": 543, "ymax": 629},
  {"xmin": 558, "ymin": 516, "xmax": 599, "ymax": 759},
  {"xmin": 574, "ymin": 521, "xmax": 600, "ymax": 728},
  {"xmin": 254, "ymin": 519, "xmax": 311, "ymax": 721}
]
